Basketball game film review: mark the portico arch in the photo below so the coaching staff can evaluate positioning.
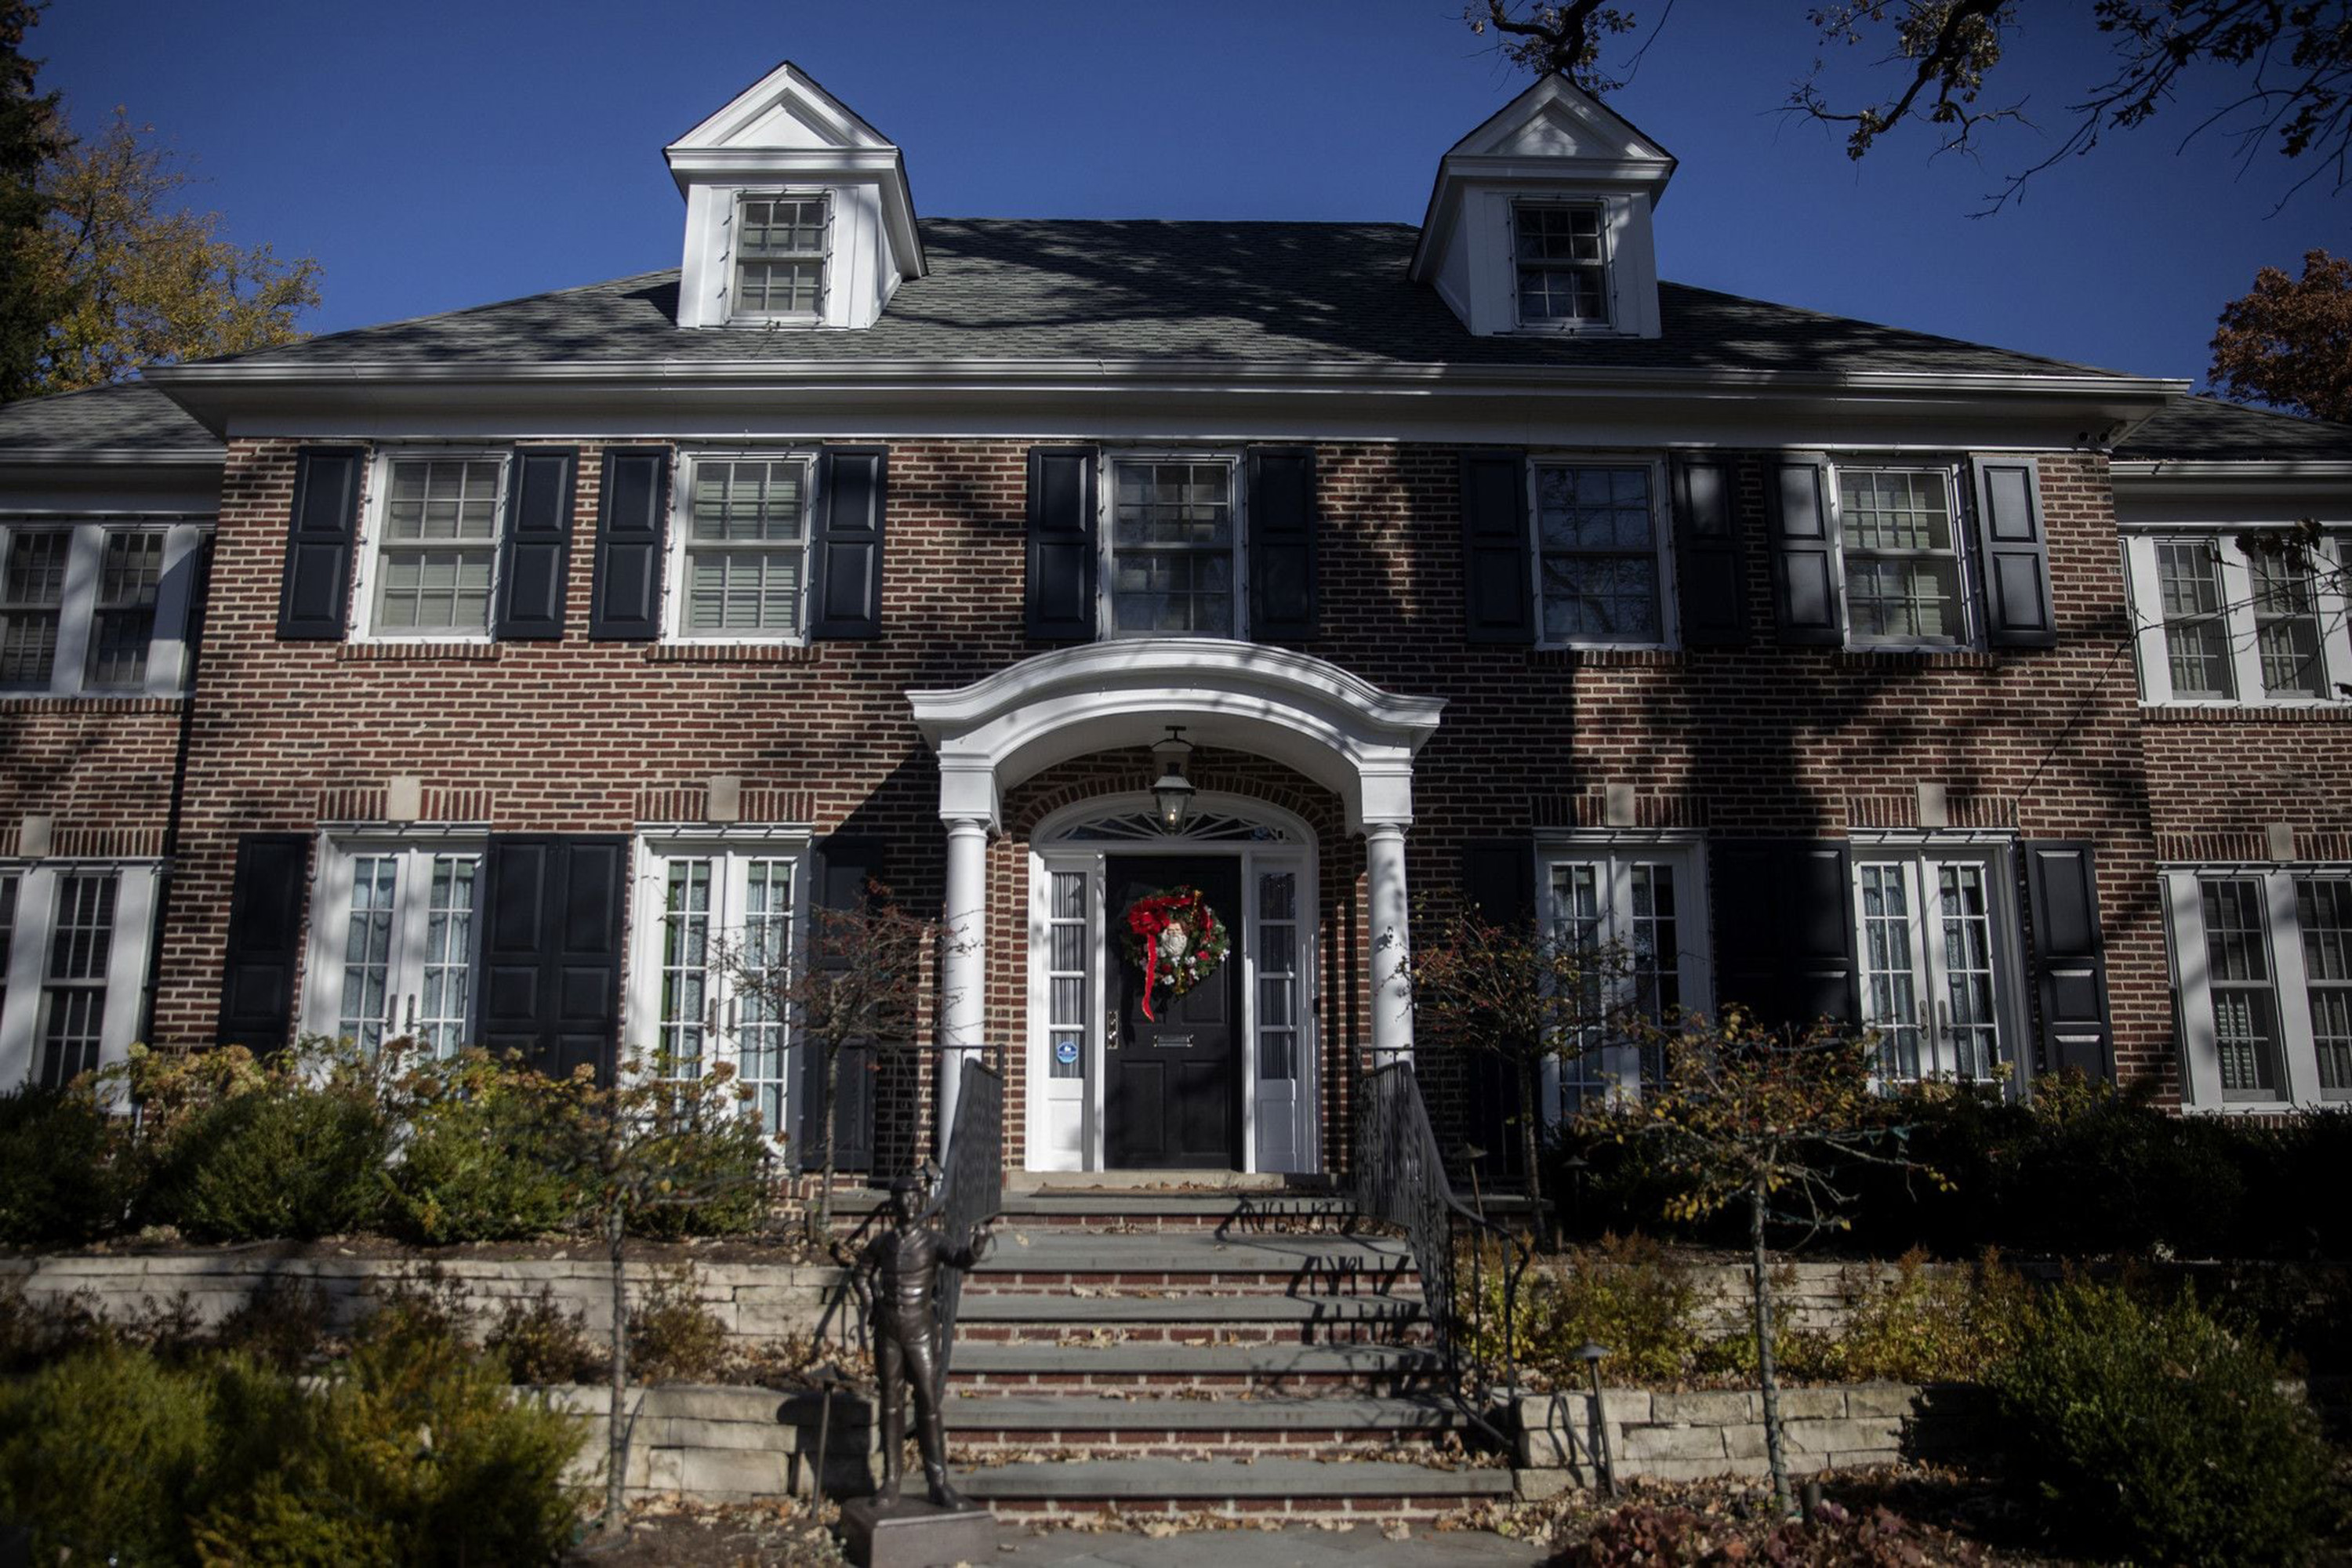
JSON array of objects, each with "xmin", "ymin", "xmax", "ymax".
[{"xmin": 907, "ymin": 641, "xmax": 1446, "ymax": 1154}]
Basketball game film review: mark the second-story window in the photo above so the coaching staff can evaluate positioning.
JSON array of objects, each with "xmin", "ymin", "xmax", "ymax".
[
  {"xmin": 732, "ymin": 194, "xmax": 827, "ymax": 320},
  {"xmin": 370, "ymin": 456, "xmax": 505, "ymax": 637},
  {"xmin": 673, "ymin": 454, "xmax": 813, "ymax": 640},
  {"xmin": 1514, "ymin": 202, "xmax": 1610, "ymax": 328},
  {"xmin": 1837, "ymin": 466, "xmax": 1967, "ymax": 644},
  {"xmin": 2125, "ymin": 530, "xmax": 2350, "ymax": 706},
  {"xmin": 1105, "ymin": 456, "xmax": 1239, "ymax": 637},
  {"xmin": 0, "ymin": 520, "xmax": 201, "ymax": 695},
  {"xmin": 1533, "ymin": 459, "xmax": 1668, "ymax": 644}
]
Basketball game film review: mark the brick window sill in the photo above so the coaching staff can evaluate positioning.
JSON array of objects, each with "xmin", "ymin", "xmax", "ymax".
[
  {"xmin": 0, "ymin": 694, "xmax": 186, "ymax": 713},
  {"xmin": 336, "ymin": 642, "xmax": 502, "ymax": 664},
  {"xmin": 1834, "ymin": 648, "xmax": 2000, "ymax": 673},
  {"xmin": 2143, "ymin": 703, "xmax": 2352, "ymax": 724},
  {"xmin": 644, "ymin": 643, "xmax": 820, "ymax": 666},
  {"xmin": 1529, "ymin": 647, "xmax": 1685, "ymax": 670}
]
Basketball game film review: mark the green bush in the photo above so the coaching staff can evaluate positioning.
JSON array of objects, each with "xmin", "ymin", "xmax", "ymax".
[
  {"xmin": 0, "ymin": 1341, "xmax": 222, "ymax": 1563},
  {"xmin": 0, "ymin": 1084, "xmax": 130, "ymax": 1247},
  {"xmin": 628, "ymin": 1267, "xmax": 730, "ymax": 1383},
  {"xmin": 1991, "ymin": 1279, "xmax": 2336, "ymax": 1566},
  {"xmin": 150, "ymin": 1081, "xmax": 394, "ymax": 1241},
  {"xmin": 1510, "ymin": 1232, "xmax": 1704, "ymax": 1387},
  {"xmin": 1816, "ymin": 1249, "xmax": 2034, "ymax": 1384},
  {"xmin": 384, "ymin": 1052, "xmax": 581, "ymax": 1245},
  {"xmin": 487, "ymin": 1286, "xmax": 604, "ymax": 1386}
]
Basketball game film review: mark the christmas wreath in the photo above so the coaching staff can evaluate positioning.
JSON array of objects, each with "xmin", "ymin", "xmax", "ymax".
[{"xmin": 1122, "ymin": 885, "xmax": 1230, "ymax": 1022}]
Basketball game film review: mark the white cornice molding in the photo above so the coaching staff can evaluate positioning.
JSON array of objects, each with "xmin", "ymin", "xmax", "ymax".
[{"xmin": 2112, "ymin": 458, "xmax": 2352, "ymax": 484}]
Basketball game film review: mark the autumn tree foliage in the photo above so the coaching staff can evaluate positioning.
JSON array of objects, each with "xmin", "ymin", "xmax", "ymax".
[
  {"xmin": 2210, "ymin": 248, "xmax": 2352, "ymax": 423},
  {"xmin": 0, "ymin": 1, "xmax": 64, "ymax": 402}
]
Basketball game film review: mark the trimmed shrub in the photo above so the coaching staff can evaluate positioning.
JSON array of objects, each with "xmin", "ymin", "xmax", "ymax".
[
  {"xmin": 1991, "ymin": 1279, "xmax": 2336, "ymax": 1566},
  {"xmin": 383, "ymin": 1052, "xmax": 582, "ymax": 1244},
  {"xmin": 1512, "ymin": 1232, "xmax": 1704, "ymax": 1386},
  {"xmin": 149, "ymin": 1081, "xmax": 393, "ymax": 1241},
  {"xmin": 487, "ymin": 1286, "xmax": 604, "ymax": 1386},
  {"xmin": 1816, "ymin": 1250, "xmax": 2033, "ymax": 1384},
  {"xmin": 0, "ymin": 1084, "xmax": 130, "ymax": 1247},
  {"xmin": 0, "ymin": 1341, "xmax": 222, "ymax": 1564},
  {"xmin": 628, "ymin": 1268, "xmax": 730, "ymax": 1383}
]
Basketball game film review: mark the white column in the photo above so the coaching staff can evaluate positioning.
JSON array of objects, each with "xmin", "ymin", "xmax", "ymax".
[
  {"xmin": 938, "ymin": 816, "xmax": 991, "ymax": 1159},
  {"xmin": 1365, "ymin": 821, "xmax": 1414, "ymax": 1063}
]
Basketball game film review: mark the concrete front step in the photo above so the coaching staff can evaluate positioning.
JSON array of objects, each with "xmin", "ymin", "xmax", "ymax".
[
  {"xmin": 948, "ymin": 1341, "xmax": 1444, "ymax": 1395},
  {"xmin": 946, "ymin": 1392, "xmax": 1472, "ymax": 1457},
  {"xmin": 978, "ymin": 1231, "xmax": 1417, "ymax": 1292},
  {"xmin": 959, "ymin": 1457, "xmax": 1513, "ymax": 1520},
  {"xmin": 956, "ymin": 1289, "xmax": 1430, "ymax": 1346}
]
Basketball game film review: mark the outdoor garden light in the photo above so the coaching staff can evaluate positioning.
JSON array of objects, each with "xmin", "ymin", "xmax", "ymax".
[
  {"xmin": 1574, "ymin": 1341, "xmax": 1618, "ymax": 1497},
  {"xmin": 1151, "ymin": 727, "xmax": 1196, "ymax": 833}
]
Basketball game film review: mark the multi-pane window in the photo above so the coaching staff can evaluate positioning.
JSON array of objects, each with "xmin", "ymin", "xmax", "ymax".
[
  {"xmin": 1255, "ymin": 872, "xmax": 1300, "ymax": 1082},
  {"xmin": 86, "ymin": 531, "xmax": 164, "ymax": 688},
  {"xmin": 1853, "ymin": 851, "xmax": 2009, "ymax": 1085},
  {"xmin": 1515, "ymin": 203, "xmax": 1609, "ymax": 327},
  {"xmin": 0, "ymin": 873, "xmax": 15, "ymax": 1028},
  {"xmin": 733, "ymin": 194, "xmax": 827, "ymax": 318},
  {"xmin": 1534, "ymin": 463, "xmax": 1664, "ymax": 644},
  {"xmin": 678, "ymin": 457, "xmax": 810, "ymax": 637},
  {"xmin": 372, "ymin": 458, "xmax": 503, "ymax": 635},
  {"xmin": 0, "ymin": 528, "xmax": 68, "ymax": 686},
  {"xmin": 38, "ymin": 870, "xmax": 113, "ymax": 1090},
  {"xmin": 311, "ymin": 840, "xmax": 483, "ymax": 1058},
  {"xmin": 1838, "ymin": 469, "xmax": 1966, "ymax": 644},
  {"xmin": 1046, "ymin": 869, "xmax": 1087, "ymax": 1082},
  {"xmin": 638, "ymin": 844, "xmax": 801, "ymax": 1139},
  {"xmin": 2167, "ymin": 868, "xmax": 2352, "ymax": 1108},
  {"xmin": 1107, "ymin": 459, "xmax": 1237, "ymax": 637},
  {"xmin": 2128, "ymin": 532, "xmax": 2351, "ymax": 707},
  {"xmin": 0, "ymin": 522, "xmax": 197, "ymax": 695},
  {"xmin": 1545, "ymin": 848, "xmax": 1703, "ymax": 1112}
]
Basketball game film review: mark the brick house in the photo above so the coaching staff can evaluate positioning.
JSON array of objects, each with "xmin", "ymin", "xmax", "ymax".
[{"xmin": 3, "ymin": 64, "xmax": 2349, "ymax": 1178}]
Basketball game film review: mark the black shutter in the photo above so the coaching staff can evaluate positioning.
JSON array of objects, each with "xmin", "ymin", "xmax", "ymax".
[
  {"xmin": 1971, "ymin": 456, "xmax": 2057, "ymax": 648},
  {"xmin": 1463, "ymin": 839, "xmax": 1537, "ymax": 927},
  {"xmin": 1766, "ymin": 456, "xmax": 1842, "ymax": 646},
  {"xmin": 495, "ymin": 448, "xmax": 578, "ymax": 640},
  {"xmin": 1248, "ymin": 446, "xmax": 1317, "ymax": 641},
  {"xmin": 477, "ymin": 837, "xmax": 627, "ymax": 1081},
  {"xmin": 1460, "ymin": 451, "xmax": 1534, "ymax": 644},
  {"xmin": 589, "ymin": 446, "xmax": 670, "ymax": 640},
  {"xmin": 800, "ymin": 836, "xmax": 883, "ymax": 1173},
  {"xmin": 2025, "ymin": 841, "xmax": 2115, "ymax": 1082},
  {"xmin": 809, "ymin": 447, "xmax": 886, "ymax": 640},
  {"xmin": 278, "ymin": 447, "xmax": 365, "ymax": 640},
  {"xmin": 216, "ymin": 833, "xmax": 310, "ymax": 1050},
  {"xmin": 1025, "ymin": 445, "xmax": 1097, "ymax": 641},
  {"xmin": 1710, "ymin": 840, "xmax": 1857, "ymax": 1035},
  {"xmin": 1672, "ymin": 456, "xmax": 1747, "ymax": 646},
  {"xmin": 1461, "ymin": 838, "xmax": 1537, "ymax": 1182}
]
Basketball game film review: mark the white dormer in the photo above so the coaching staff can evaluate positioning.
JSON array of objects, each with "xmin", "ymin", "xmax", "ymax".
[
  {"xmin": 1410, "ymin": 75, "xmax": 1674, "ymax": 340},
  {"xmin": 666, "ymin": 61, "xmax": 925, "ymax": 331}
]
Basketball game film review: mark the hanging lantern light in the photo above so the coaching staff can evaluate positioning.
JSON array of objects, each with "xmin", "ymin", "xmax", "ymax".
[{"xmin": 1151, "ymin": 726, "xmax": 1196, "ymax": 833}]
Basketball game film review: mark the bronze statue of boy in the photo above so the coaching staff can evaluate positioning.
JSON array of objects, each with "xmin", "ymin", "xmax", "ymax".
[{"xmin": 851, "ymin": 1174, "xmax": 993, "ymax": 1508}]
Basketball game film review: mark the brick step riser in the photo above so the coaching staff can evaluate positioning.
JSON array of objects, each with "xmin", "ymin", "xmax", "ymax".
[
  {"xmin": 957, "ymin": 1323, "xmax": 1430, "ymax": 1348},
  {"xmin": 982, "ymin": 1217, "xmax": 1363, "ymax": 1233},
  {"xmin": 949, "ymin": 1372, "xmax": 1441, "ymax": 1396},
  {"xmin": 978, "ymin": 1497, "xmax": 1486, "ymax": 1524},
  {"xmin": 950, "ymin": 1434, "xmax": 1458, "ymax": 1458},
  {"xmin": 975, "ymin": 1270, "xmax": 1418, "ymax": 1294}
]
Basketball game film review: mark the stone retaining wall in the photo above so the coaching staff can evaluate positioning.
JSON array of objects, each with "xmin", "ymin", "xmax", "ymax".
[
  {"xmin": 539, "ymin": 1384, "xmax": 875, "ymax": 1502},
  {"xmin": 0, "ymin": 1252, "xmax": 844, "ymax": 1346},
  {"xmin": 1515, "ymin": 1382, "xmax": 1991, "ymax": 1494}
]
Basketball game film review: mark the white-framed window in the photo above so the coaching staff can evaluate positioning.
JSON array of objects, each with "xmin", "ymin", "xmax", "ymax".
[
  {"xmin": 350, "ymin": 452, "xmax": 509, "ymax": 642},
  {"xmin": 0, "ymin": 519, "xmax": 205, "ymax": 696},
  {"xmin": 1101, "ymin": 452, "xmax": 1243, "ymax": 638},
  {"xmin": 666, "ymin": 452, "xmax": 815, "ymax": 641},
  {"xmin": 629, "ymin": 830, "xmax": 808, "ymax": 1139},
  {"xmin": 730, "ymin": 192, "xmax": 829, "ymax": 321},
  {"xmin": 2124, "ymin": 531, "xmax": 2350, "ymax": 706},
  {"xmin": 1832, "ymin": 463, "xmax": 1973, "ymax": 647},
  {"xmin": 1512, "ymin": 201, "xmax": 1611, "ymax": 330},
  {"xmin": 1529, "ymin": 456, "xmax": 1674, "ymax": 647},
  {"xmin": 301, "ymin": 833, "xmax": 486, "ymax": 1058},
  {"xmin": 1849, "ymin": 843, "xmax": 2027, "ymax": 1088},
  {"xmin": 0, "ymin": 861, "xmax": 158, "ymax": 1091},
  {"xmin": 2167, "ymin": 865, "xmax": 2352, "ymax": 1108},
  {"xmin": 1540, "ymin": 840, "xmax": 1711, "ymax": 1114}
]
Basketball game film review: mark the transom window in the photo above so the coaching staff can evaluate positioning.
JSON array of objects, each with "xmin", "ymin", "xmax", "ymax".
[
  {"xmin": 2127, "ymin": 532, "xmax": 2350, "ymax": 706},
  {"xmin": 2169, "ymin": 867, "xmax": 2352, "ymax": 1106},
  {"xmin": 370, "ymin": 457, "xmax": 505, "ymax": 636},
  {"xmin": 1851, "ymin": 848, "xmax": 2014, "ymax": 1086},
  {"xmin": 674, "ymin": 456, "xmax": 811, "ymax": 638},
  {"xmin": 307, "ymin": 839, "xmax": 484, "ymax": 1058},
  {"xmin": 1543, "ymin": 844, "xmax": 1708, "ymax": 1113},
  {"xmin": 1514, "ymin": 203, "xmax": 1610, "ymax": 328},
  {"xmin": 733, "ymin": 194, "xmax": 827, "ymax": 318},
  {"xmin": 1105, "ymin": 457, "xmax": 1239, "ymax": 637},
  {"xmin": 1533, "ymin": 460, "xmax": 1667, "ymax": 644},
  {"xmin": 0, "ymin": 521, "xmax": 193, "ymax": 695},
  {"xmin": 1838, "ymin": 467, "xmax": 1967, "ymax": 644}
]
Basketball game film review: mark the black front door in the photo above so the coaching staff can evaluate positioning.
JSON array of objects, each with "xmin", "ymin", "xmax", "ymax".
[{"xmin": 1105, "ymin": 855, "xmax": 1243, "ymax": 1169}]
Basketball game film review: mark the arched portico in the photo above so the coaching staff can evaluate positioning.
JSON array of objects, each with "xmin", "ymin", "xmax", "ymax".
[{"xmin": 907, "ymin": 641, "xmax": 1445, "ymax": 1155}]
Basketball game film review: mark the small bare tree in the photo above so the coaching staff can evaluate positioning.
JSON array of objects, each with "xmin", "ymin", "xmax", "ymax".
[
  {"xmin": 1405, "ymin": 902, "xmax": 1625, "ymax": 1247},
  {"xmin": 1584, "ymin": 1011, "xmax": 1937, "ymax": 1516}
]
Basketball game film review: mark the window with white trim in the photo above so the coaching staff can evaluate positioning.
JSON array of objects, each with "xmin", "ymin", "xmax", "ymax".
[
  {"xmin": 2125, "ymin": 532, "xmax": 2350, "ymax": 706},
  {"xmin": 1531, "ymin": 459, "xmax": 1671, "ymax": 645},
  {"xmin": 1103, "ymin": 455, "xmax": 1241, "ymax": 637},
  {"xmin": 1835, "ymin": 465, "xmax": 1969, "ymax": 645},
  {"xmin": 731, "ymin": 193, "xmax": 828, "ymax": 320},
  {"xmin": 1513, "ymin": 202, "xmax": 1610, "ymax": 329},
  {"xmin": 303, "ymin": 837, "xmax": 484, "ymax": 1058},
  {"xmin": 0, "ymin": 520, "xmax": 202, "ymax": 695},
  {"xmin": 0, "ymin": 861, "xmax": 158, "ymax": 1090},
  {"xmin": 633, "ymin": 836, "xmax": 804, "ymax": 1138},
  {"xmin": 1542, "ymin": 844, "xmax": 1708, "ymax": 1113},
  {"xmin": 358, "ymin": 455, "xmax": 507, "ymax": 639},
  {"xmin": 1850, "ymin": 847, "xmax": 2019, "ymax": 1086},
  {"xmin": 668, "ymin": 454, "xmax": 813, "ymax": 641},
  {"xmin": 2168, "ymin": 866, "xmax": 2352, "ymax": 1106}
]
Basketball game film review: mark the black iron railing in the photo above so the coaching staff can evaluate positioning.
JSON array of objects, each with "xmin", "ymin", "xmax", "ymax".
[
  {"xmin": 1352, "ymin": 1058, "xmax": 1530, "ymax": 1447},
  {"xmin": 925, "ymin": 1053, "xmax": 1004, "ymax": 1378}
]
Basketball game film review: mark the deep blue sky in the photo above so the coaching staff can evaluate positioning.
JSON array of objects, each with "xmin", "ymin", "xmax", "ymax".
[{"xmin": 29, "ymin": 1, "xmax": 2350, "ymax": 387}]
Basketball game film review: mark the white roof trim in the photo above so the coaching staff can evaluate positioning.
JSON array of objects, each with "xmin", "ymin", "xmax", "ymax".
[{"xmin": 666, "ymin": 60, "xmax": 893, "ymax": 154}]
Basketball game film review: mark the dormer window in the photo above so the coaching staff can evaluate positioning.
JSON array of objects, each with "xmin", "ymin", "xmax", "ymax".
[
  {"xmin": 1514, "ymin": 202, "xmax": 1610, "ymax": 329},
  {"xmin": 732, "ymin": 194, "xmax": 829, "ymax": 321}
]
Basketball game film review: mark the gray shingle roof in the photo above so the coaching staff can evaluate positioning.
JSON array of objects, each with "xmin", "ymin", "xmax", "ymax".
[
  {"xmin": 199, "ymin": 220, "xmax": 2133, "ymax": 379},
  {"xmin": 2117, "ymin": 394, "xmax": 2352, "ymax": 463},
  {"xmin": 0, "ymin": 380, "xmax": 220, "ymax": 456}
]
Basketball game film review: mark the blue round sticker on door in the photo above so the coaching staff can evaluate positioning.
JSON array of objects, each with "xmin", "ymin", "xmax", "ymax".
[{"xmin": 1054, "ymin": 1040, "xmax": 1080, "ymax": 1066}]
